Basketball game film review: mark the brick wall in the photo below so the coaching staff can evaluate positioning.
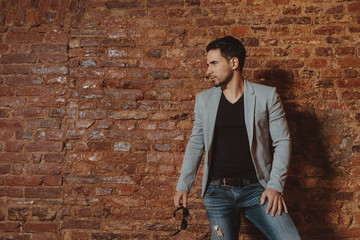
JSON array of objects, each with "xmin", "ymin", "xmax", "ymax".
[{"xmin": 0, "ymin": 0, "xmax": 359, "ymax": 239}]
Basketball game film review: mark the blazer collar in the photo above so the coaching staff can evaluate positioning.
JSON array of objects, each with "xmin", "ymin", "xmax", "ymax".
[
  {"xmin": 206, "ymin": 87, "xmax": 222, "ymax": 149},
  {"xmin": 244, "ymin": 79, "xmax": 255, "ymax": 147}
]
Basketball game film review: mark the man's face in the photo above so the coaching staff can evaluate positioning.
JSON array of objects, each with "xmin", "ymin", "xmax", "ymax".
[{"xmin": 206, "ymin": 49, "xmax": 234, "ymax": 87}]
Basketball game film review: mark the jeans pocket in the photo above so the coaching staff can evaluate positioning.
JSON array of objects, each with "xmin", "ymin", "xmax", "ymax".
[{"xmin": 205, "ymin": 183, "xmax": 215, "ymax": 196}]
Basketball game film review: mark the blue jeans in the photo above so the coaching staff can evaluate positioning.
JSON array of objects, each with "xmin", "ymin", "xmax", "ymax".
[{"xmin": 203, "ymin": 181, "xmax": 301, "ymax": 240}]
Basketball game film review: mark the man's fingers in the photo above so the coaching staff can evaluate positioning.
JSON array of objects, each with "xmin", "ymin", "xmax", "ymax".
[
  {"xmin": 277, "ymin": 199, "xmax": 283, "ymax": 216},
  {"xmin": 260, "ymin": 192, "xmax": 266, "ymax": 205},
  {"xmin": 174, "ymin": 193, "xmax": 181, "ymax": 207},
  {"xmin": 183, "ymin": 194, "xmax": 187, "ymax": 208},
  {"xmin": 282, "ymin": 198, "xmax": 288, "ymax": 213},
  {"xmin": 174, "ymin": 191, "xmax": 188, "ymax": 208},
  {"xmin": 271, "ymin": 198, "xmax": 278, "ymax": 217},
  {"xmin": 266, "ymin": 197, "xmax": 273, "ymax": 214}
]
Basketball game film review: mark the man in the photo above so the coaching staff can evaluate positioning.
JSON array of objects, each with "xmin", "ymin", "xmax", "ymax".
[{"xmin": 173, "ymin": 36, "xmax": 300, "ymax": 239}]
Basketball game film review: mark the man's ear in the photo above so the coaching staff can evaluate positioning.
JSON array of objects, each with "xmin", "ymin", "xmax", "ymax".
[{"xmin": 231, "ymin": 57, "xmax": 239, "ymax": 70}]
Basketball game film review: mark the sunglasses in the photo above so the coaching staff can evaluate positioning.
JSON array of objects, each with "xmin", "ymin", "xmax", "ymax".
[{"xmin": 170, "ymin": 206, "xmax": 189, "ymax": 237}]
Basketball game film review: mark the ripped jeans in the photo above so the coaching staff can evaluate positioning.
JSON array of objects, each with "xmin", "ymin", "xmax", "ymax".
[{"xmin": 203, "ymin": 181, "xmax": 301, "ymax": 240}]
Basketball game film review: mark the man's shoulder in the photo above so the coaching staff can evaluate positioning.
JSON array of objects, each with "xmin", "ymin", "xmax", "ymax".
[
  {"xmin": 196, "ymin": 87, "xmax": 219, "ymax": 99},
  {"xmin": 246, "ymin": 80, "xmax": 275, "ymax": 93}
]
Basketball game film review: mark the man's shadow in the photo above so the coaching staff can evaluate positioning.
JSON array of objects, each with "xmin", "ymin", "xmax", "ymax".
[{"xmin": 238, "ymin": 68, "xmax": 342, "ymax": 239}]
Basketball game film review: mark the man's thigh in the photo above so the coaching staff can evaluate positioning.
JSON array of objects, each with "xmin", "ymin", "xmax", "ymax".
[
  {"xmin": 203, "ymin": 183, "xmax": 240, "ymax": 240},
  {"xmin": 244, "ymin": 201, "xmax": 301, "ymax": 240}
]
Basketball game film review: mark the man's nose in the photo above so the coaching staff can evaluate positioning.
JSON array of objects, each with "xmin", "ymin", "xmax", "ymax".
[{"xmin": 206, "ymin": 67, "xmax": 212, "ymax": 76}]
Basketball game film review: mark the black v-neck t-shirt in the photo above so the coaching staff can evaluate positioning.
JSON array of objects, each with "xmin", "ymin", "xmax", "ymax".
[{"xmin": 209, "ymin": 93, "xmax": 257, "ymax": 180}]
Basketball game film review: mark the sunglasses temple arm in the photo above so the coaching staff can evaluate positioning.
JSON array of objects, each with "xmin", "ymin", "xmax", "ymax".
[{"xmin": 170, "ymin": 229, "xmax": 181, "ymax": 237}]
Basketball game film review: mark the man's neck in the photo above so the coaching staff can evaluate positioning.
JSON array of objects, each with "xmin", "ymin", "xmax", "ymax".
[{"xmin": 221, "ymin": 73, "xmax": 244, "ymax": 104}]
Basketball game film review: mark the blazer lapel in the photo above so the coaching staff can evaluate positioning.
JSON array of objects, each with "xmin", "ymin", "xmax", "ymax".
[
  {"xmin": 244, "ymin": 80, "xmax": 255, "ymax": 147},
  {"xmin": 205, "ymin": 87, "xmax": 222, "ymax": 151}
]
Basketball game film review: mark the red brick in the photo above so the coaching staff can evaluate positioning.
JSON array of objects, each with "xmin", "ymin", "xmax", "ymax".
[
  {"xmin": 45, "ymin": 32, "xmax": 69, "ymax": 43},
  {"xmin": 147, "ymin": 0, "xmax": 183, "ymax": 7},
  {"xmin": 196, "ymin": 18, "xmax": 235, "ymax": 27},
  {"xmin": 69, "ymin": 68, "xmax": 105, "ymax": 78},
  {"xmin": 0, "ymin": 98, "xmax": 26, "ymax": 108},
  {"xmin": 0, "ymin": 65, "xmax": 29, "ymax": 74},
  {"xmin": 30, "ymin": 65, "xmax": 68, "ymax": 75},
  {"xmin": 0, "ymin": 54, "xmax": 37, "ymax": 63},
  {"xmin": 139, "ymin": 59, "xmax": 179, "ymax": 69},
  {"xmin": 100, "ymin": 39, "xmax": 136, "ymax": 47},
  {"xmin": 0, "ymin": 187, "xmax": 23, "ymax": 198},
  {"xmin": 31, "ymin": 234, "xmax": 57, "ymax": 240},
  {"xmin": 0, "ymin": 153, "xmax": 27, "ymax": 163},
  {"xmin": 265, "ymin": 59, "xmax": 304, "ymax": 68},
  {"xmin": 31, "ymin": 44, "xmax": 68, "ymax": 53},
  {"xmin": 322, "ymin": 68, "xmax": 342, "ymax": 78},
  {"xmin": 70, "ymin": 231, "xmax": 91, "ymax": 240},
  {"xmin": 349, "ymin": 26, "xmax": 360, "ymax": 33},
  {"xmin": 336, "ymin": 78, "xmax": 360, "ymax": 88},
  {"xmin": 107, "ymin": 89, "xmax": 144, "ymax": 100},
  {"xmin": 315, "ymin": 47, "xmax": 333, "ymax": 56},
  {"xmin": 15, "ymin": 86, "xmax": 50, "ymax": 96},
  {"xmin": 336, "ymin": 58, "xmax": 360, "ymax": 68},
  {"xmin": 5, "ymin": 141, "xmax": 24, "ymax": 152},
  {"xmin": 0, "ymin": 86, "xmax": 14, "ymax": 96},
  {"xmin": 23, "ymin": 223, "xmax": 59, "ymax": 233},
  {"xmin": 26, "ymin": 165, "xmax": 62, "ymax": 175},
  {"xmin": 335, "ymin": 47, "xmax": 355, "ymax": 56},
  {"xmin": 230, "ymin": 26, "xmax": 249, "ymax": 36},
  {"xmin": 43, "ymin": 176, "xmax": 62, "ymax": 186},
  {"xmin": 5, "ymin": 76, "xmax": 43, "ymax": 86},
  {"xmin": 0, "ymin": 44, "xmax": 9, "ymax": 53},
  {"xmin": 13, "ymin": 108, "xmax": 45, "ymax": 118},
  {"xmin": 26, "ymin": 142, "xmax": 63, "ymax": 152},
  {"xmin": 25, "ymin": 187, "xmax": 62, "ymax": 198},
  {"xmin": 0, "ymin": 222, "xmax": 20, "ymax": 232},
  {"xmin": 27, "ymin": 97, "xmax": 66, "ymax": 107},
  {"xmin": 272, "ymin": 0, "xmax": 289, "ymax": 3},
  {"xmin": 348, "ymin": 2, "xmax": 360, "ymax": 12},
  {"xmin": 0, "ymin": 165, "xmax": 11, "ymax": 174},
  {"xmin": 0, "ymin": 120, "xmax": 22, "ymax": 130},
  {"xmin": 6, "ymin": 32, "xmax": 43, "ymax": 43},
  {"xmin": 325, "ymin": 5, "xmax": 344, "ymax": 14},
  {"xmin": 313, "ymin": 26, "xmax": 344, "ymax": 35},
  {"xmin": 39, "ymin": 54, "xmax": 68, "ymax": 63},
  {"xmin": 108, "ymin": 69, "xmax": 127, "ymax": 78},
  {"xmin": 62, "ymin": 220, "xmax": 100, "ymax": 229},
  {"xmin": 307, "ymin": 58, "xmax": 327, "ymax": 67},
  {"xmin": 275, "ymin": 17, "xmax": 311, "ymax": 25},
  {"xmin": 43, "ymin": 154, "xmax": 64, "ymax": 163},
  {"xmin": 64, "ymin": 175, "xmax": 101, "ymax": 184},
  {"xmin": 79, "ymin": 110, "xmax": 106, "ymax": 119},
  {"xmin": 5, "ymin": 176, "xmax": 42, "ymax": 186}
]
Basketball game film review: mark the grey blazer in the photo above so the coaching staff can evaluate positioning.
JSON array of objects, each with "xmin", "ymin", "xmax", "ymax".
[{"xmin": 176, "ymin": 79, "xmax": 291, "ymax": 197}]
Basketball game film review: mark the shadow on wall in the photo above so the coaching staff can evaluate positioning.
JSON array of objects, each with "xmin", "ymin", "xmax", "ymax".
[{"xmin": 252, "ymin": 68, "xmax": 343, "ymax": 240}]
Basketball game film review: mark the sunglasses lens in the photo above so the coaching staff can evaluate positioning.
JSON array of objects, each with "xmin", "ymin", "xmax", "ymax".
[
  {"xmin": 183, "ymin": 208, "xmax": 189, "ymax": 217},
  {"xmin": 181, "ymin": 219, "xmax": 188, "ymax": 229},
  {"xmin": 171, "ymin": 207, "xmax": 189, "ymax": 236}
]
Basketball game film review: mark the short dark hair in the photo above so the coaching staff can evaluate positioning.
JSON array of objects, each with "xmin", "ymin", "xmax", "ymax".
[{"xmin": 206, "ymin": 35, "xmax": 246, "ymax": 72}]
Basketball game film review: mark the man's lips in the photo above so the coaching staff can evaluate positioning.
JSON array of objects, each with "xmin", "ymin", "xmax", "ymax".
[{"xmin": 209, "ymin": 76, "xmax": 217, "ymax": 81}]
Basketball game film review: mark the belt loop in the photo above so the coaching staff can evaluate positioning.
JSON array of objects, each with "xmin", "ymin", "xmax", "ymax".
[{"xmin": 215, "ymin": 179, "xmax": 221, "ymax": 188}]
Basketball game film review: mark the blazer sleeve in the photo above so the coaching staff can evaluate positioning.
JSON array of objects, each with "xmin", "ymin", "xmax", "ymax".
[
  {"xmin": 265, "ymin": 87, "xmax": 291, "ymax": 194},
  {"xmin": 175, "ymin": 95, "xmax": 205, "ymax": 193}
]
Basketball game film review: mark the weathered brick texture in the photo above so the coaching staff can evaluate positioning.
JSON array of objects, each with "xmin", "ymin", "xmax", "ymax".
[{"xmin": 0, "ymin": 0, "xmax": 359, "ymax": 239}]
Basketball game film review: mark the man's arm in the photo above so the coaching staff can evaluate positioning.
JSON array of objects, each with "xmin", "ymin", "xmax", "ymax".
[
  {"xmin": 174, "ymin": 95, "xmax": 205, "ymax": 206},
  {"xmin": 262, "ymin": 87, "xmax": 291, "ymax": 216}
]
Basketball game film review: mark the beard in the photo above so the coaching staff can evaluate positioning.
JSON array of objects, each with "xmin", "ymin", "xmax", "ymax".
[{"xmin": 211, "ymin": 71, "xmax": 233, "ymax": 87}]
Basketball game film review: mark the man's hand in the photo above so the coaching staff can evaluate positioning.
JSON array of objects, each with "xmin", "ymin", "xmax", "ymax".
[
  {"xmin": 174, "ymin": 190, "xmax": 188, "ymax": 208},
  {"xmin": 261, "ymin": 189, "xmax": 288, "ymax": 217}
]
